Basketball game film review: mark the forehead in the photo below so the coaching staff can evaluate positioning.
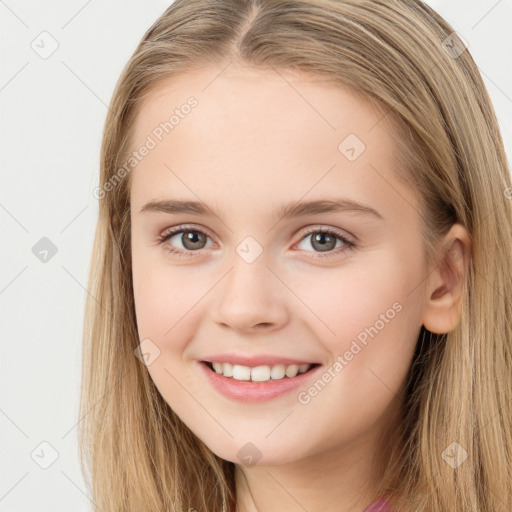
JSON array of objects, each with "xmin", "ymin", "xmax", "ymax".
[
  {"xmin": 132, "ymin": 65, "xmax": 388, "ymax": 148},
  {"xmin": 128, "ymin": 65, "xmax": 418, "ymax": 219}
]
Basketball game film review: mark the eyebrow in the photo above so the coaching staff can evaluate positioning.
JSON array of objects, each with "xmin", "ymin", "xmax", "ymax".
[{"xmin": 139, "ymin": 197, "xmax": 384, "ymax": 220}]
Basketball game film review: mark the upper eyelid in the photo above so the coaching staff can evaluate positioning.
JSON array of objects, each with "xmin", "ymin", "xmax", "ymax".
[{"xmin": 161, "ymin": 224, "xmax": 216, "ymax": 241}]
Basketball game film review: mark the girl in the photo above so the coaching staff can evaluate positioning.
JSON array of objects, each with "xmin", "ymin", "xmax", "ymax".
[{"xmin": 79, "ymin": 1, "xmax": 512, "ymax": 511}]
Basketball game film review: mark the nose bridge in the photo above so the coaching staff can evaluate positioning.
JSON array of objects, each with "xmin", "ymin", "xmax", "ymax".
[
  {"xmin": 227, "ymin": 242, "xmax": 270, "ymax": 294},
  {"xmin": 226, "ymin": 237, "xmax": 276, "ymax": 301},
  {"xmin": 212, "ymin": 236, "xmax": 289, "ymax": 330}
]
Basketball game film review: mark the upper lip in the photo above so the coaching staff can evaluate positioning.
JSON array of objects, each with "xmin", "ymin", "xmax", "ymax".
[{"xmin": 201, "ymin": 354, "xmax": 320, "ymax": 367}]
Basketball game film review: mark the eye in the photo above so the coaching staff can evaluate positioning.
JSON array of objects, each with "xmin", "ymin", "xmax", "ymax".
[
  {"xmin": 294, "ymin": 226, "xmax": 355, "ymax": 259},
  {"xmin": 157, "ymin": 225, "xmax": 214, "ymax": 258},
  {"xmin": 157, "ymin": 225, "xmax": 356, "ymax": 259}
]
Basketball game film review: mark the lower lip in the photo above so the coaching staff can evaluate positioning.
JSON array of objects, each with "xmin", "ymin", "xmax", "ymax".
[{"xmin": 198, "ymin": 361, "xmax": 322, "ymax": 402}]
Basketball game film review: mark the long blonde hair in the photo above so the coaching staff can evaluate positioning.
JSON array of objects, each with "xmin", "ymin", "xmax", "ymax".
[{"xmin": 79, "ymin": 1, "xmax": 512, "ymax": 510}]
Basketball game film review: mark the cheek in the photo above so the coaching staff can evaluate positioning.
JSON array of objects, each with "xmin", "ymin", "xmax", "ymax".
[
  {"xmin": 286, "ymin": 257, "xmax": 420, "ymax": 435},
  {"xmin": 132, "ymin": 247, "xmax": 212, "ymax": 356},
  {"xmin": 288, "ymin": 251, "xmax": 421, "ymax": 381},
  {"xmin": 295, "ymin": 258, "xmax": 409, "ymax": 338},
  {"xmin": 131, "ymin": 256, "xmax": 205, "ymax": 402}
]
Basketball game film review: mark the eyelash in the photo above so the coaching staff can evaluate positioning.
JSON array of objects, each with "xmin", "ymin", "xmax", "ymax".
[{"xmin": 157, "ymin": 224, "xmax": 356, "ymax": 259}]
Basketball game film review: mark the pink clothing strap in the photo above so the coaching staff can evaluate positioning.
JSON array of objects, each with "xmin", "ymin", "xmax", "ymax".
[{"xmin": 363, "ymin": 496, "xmax": 392, "ymax": 512}]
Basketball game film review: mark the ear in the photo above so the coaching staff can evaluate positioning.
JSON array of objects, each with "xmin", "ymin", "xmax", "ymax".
[{"xmin": 421, "ymin": 223, "xmax": 472, "ymax": 334}]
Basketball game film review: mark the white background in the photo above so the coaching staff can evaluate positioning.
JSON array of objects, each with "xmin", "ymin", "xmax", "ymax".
[{"xmin": 1, "ymin": 1, "xmax": 511, "ymax": 510}]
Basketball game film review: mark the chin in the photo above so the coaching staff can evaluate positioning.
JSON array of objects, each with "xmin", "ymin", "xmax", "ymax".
[{"xmin": 204, "ymin": 438, "xmax": 301, "ymax": 467}]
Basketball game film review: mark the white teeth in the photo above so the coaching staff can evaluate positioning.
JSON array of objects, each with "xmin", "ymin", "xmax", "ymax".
[
  {"xmin": 209, "ymin": 361, "xmax": 314, "ymax": 381},
  {"xmin": 223, "ymin": 362, "xmax": 233, "ymax": 377},
  {"xmin": 250, "ymin": 365, "xmax": 271, "ymax": 382},
  {"xmin": 285, "ymin": 364, "xmax": 299, "ymax": 378},
  {"xmin": 270, "ymin": 364, "xmax": 285, "ymax": 380},
  {"xmin": 232, "ymin": 364, "xmax": 251, "ymax": 380}
]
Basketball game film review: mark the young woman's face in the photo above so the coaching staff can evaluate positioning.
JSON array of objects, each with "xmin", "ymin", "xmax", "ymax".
[{"xmin": 130, "ymin": 65, "xmax": 427, "ymax": 467}]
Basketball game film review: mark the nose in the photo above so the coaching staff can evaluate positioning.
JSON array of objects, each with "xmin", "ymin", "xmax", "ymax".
[{"xmin": 210, "ymin": 251, "xmax": 290, "ymax": 333}]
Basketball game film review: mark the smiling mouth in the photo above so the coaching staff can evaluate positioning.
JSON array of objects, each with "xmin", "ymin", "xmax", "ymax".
[{"xmin": 202, "ymin": 360, "xmax": 321, "ymax": 382}]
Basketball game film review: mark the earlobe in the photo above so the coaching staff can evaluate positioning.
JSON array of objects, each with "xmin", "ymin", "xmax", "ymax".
[{"xmin": 421, "ymin": 224, "xmax": 472, "ymax": 334}]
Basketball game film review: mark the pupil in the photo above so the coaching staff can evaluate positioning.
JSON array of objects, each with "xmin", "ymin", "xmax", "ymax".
[
  {"xmin": 184, "ymin": 231, "xmax": 205, "ymax": 249},
  {"xmin": 314, "ymin": 233, "xmax": 335, "ymax": 252}
]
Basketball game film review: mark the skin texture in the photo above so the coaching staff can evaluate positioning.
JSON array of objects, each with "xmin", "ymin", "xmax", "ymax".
[{"xmin": 129, "ymin": 64, "xmax": 471, "ymax": 512}]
